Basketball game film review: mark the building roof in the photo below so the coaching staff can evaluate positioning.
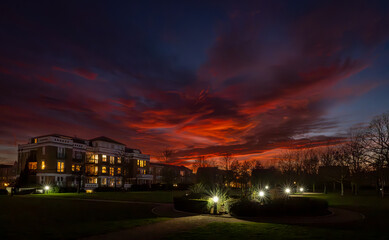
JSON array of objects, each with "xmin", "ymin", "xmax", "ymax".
[
  {"xmin": 125, "ymin": 147, "xmax": 142, "ymax": 153},
  {"xmin": 89, "ymin": 136, "xmax": 125, "ymax": 145},
  {"xmin": 150, "ymin": 162, "xmax": 191, "ymax": 171}
]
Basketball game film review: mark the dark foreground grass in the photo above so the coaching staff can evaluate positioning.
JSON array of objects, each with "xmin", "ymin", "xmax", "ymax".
[
  {"xmin": 167, "ymin": 192, "xmax": 389, "ymax": 240},
  {"xmin": 0, "ymin": 195, "xmax": 168, "ymax": 239},
  {"xmin": 27, "ymin": 190, "xmax": 186, "ymax": 203}
]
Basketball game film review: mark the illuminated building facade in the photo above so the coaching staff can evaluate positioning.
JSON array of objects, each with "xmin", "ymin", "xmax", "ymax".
[{"xmin": 17, "ymin": 134, "xmax": 152, "ymax": 190}]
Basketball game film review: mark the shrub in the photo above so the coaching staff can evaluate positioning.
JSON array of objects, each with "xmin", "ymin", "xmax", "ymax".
[
  {"xmin": 174, "ymin": 197, "xmax": 209, "ymax": 214},
  {"xmin": 229, "ymin": 197, "xmax": 329, "ymax": 217},
  {"xmin": 0, "ymin": 189, "xmax": 8, "ymax": 195}
]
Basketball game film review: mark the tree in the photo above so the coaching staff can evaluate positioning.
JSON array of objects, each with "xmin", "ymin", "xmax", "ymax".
[
  {"xmin": 193, "ymin": 155, "xmax": 212, "ymax": 172},
  {"xmin": 365, "ymin": 112, "xmax": 389, "ymax": 197},
  {"xmin": 158, "ymin": 148, "xmax": 174, "ymax": 163}
]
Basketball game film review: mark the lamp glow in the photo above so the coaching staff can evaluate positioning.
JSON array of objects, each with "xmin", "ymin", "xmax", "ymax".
[
  {"xmin": 44, "ymin": 185, "xmax": 50, "ymax": 191},
  {"xmin": 265, "ymin": 185, "xmax": 269, "ymax": 190},
  {"xmin": 212, "ymin": 196, "xmax": 219, "ymax": 203},
  {"xmin": 299, "ymin": 187, "xmax": 304, "ymax": 192},
  {"xmin": 259, "ymin": 191, "xmax": 265, "ymax": 197},
  {"xmin": 285, "ymin": 188, "xmax": 291, "ymax": 194}
]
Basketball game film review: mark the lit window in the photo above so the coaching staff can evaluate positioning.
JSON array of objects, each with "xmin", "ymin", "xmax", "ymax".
[
  {"xmin": 102, "ymin": 166, "xmax": 107, "ymax": 173},
  {"xmin": 102, "ymin": 155, "xmax": 107, "ymax": 162},
  {"xmin": 137, "ymin": 159, "xmax": 140, "ymax": 166},
  {"xmin": 117, "ymin": 167, "xmax": 121, "ymax": 174},
  {"xmin": 94, "ymin": 154, "xmax": 99, "ymax": 163},
  {"xmin": 41, "ymin": 161, "xmax": 45, "ymax": 170},
  {"xmin": 72, "ymin": 164, "xmax": 75, "ymax": 172},
  {"xmin": 28, "ymin": 162, "xmax": 37, "ymax": 170},
  {"xmin": 109, "ymin": 178, "xmax": 115, "ymax": 186},
  {"xmin": 57, "ymin": 161, "xmax": 65, "ymax": 173},
  {"xmin": 95, "ymin": 166, "xmax": 99, "ymax": 174},
  {"xmin": 101, "ymin": 178, "xmax": 107, "ymax": 185},
  {"xmin": 110, "ymin": 156, "xmax": 114, "ymax": 164},
  {"xmin": 34, "ymin": 138, "xmax": 37, "ymax": 143},
  {"xmin": 76, "ymin": 165, "xmax": 81, "ymax": 172},
  {"xmin": 110, "ymin": 167, "xmax": 114, "ymax": 176},
  {"xmin": 117, "ymin": 157, "xmax": 121, "ymax": 164}
]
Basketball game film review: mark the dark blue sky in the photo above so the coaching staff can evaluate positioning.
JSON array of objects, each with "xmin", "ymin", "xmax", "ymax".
[{"xmin": 0, "ymin": 0, "xmax": 389, "ymax": 166}]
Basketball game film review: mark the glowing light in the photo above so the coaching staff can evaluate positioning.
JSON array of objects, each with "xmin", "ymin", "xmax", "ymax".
[
  {"xmin": 212, "ymin": 196, "xmax": 219, "ymax": 203},
  {"xmin": 265, "ymin": 185, "xmax": 269, "ymax": 190},
  {"xmin": 4, "ymin": 183, "xmax": 9, "ymax": 187},
  {"xmin": 44, "ymin": 185, "xmax": 50, "ymax": 191},
  {"xmin": 299, "ymin": 187, "xmax": 304, "ymax": 192},
  {"xmin": 259, "ymin": 191, "xmax": 265, "ymax": 197},
  {"xmin": 285, "ymin": 188, "xmax": 291, "ymax": 194},
  {"xmin": 86, "ymin": 189, "xmax": 93, "ymax": 194}
]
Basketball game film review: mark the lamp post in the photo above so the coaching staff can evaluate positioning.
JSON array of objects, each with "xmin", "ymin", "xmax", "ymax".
[
  {"xmin": 212, "ymin": 196, "xmax": 219, "ymax": 215},
  {"xmin": 258, "ymin": 190, "xmax": 265, "ymax": 204}
]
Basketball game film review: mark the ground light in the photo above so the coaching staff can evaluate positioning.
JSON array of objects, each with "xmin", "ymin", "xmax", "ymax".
[
  {"xmin": 259, "ymin": 191, "xmax": 265, "ymax": 197},
  {"xmin": 299, "ymin": 187, "xmax": 304, "ymax": 192},
  {"xmin": 265, "ymin": 185, "xmax": 269, "ymax": 190},
  {"xmin": 285, "ymin": 188, "xmax": 291, "ymax": 194},
  {"xmin": 212, "ymin": 196, "xmax": 219, "ymax": 215},
  {"xmin": 44, "ymin": 185, "xmax": 50, "ymax": 193}
]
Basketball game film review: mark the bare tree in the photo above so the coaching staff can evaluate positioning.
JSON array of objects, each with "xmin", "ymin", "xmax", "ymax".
[
  {"xmin": 220, "ymin": 152, "xmax": 234, "ymax": 171},
  {"xmin": 158, "ymin": 148, "xmax": 174, "ymax": 163},
  {"xmin": 193, "ymin": 155, "xmax": 212, "ymax": 172},
  {"xmin": 365, "ymin": 112, "xmax": 389, "ymax": 197}
]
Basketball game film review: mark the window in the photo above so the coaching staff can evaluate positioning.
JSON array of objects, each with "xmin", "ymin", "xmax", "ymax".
[
  {"xmin": 76, "ymin": 165, "xmax": 81, "ymax": 172},
  {"xmin": 86, "ymin": 165, "xmax": 98, "ymax": 175},
  {"xmin": 110, "ymin": 167, "xmax": 114, "ymax": 176},
  {"xmin": 86, "ymin": 177, "xmax": 97, "ymax": 184},
  {"xmin": 117, "ymin": 157, "xmax": 121, "ymax": 164},
  {"xmin": 57, "ymin": 147, "xmax": 66, "ymax": 159},
  {"xmin": 102, "ymin": 155, "xmax": 107, "ymax": 162},
  {"xmin": 93, "ymin": 154, "xmax": 99, "ymax": 163},
  {"xmin": 109, "ymin": 178, "xmax": 115, "ymax": 186},
  {"xmin": 28, "ymin": 162, "xmax": 37, "ymax": 170},
  {"xmin": 102, "ymin": 166, "xmax": 107, "ymax": 174},
  {"xmin": 180, "ymin": 170, "xmax": 185, "ymax": 177},
  {"xmin": 137, "ymin": 160, "xmax": 146, "ymax": 167},
  {"xmin": 74, "ymin": 151, "xmax": 82, "ymax": 160},
  {"xmin": 57, "ymin": 161, "xmax": 65, "ymax": 173},
  {"xmin": 42, "ymin": 146, "xmax": 45, "ymax": 155},
  {"xmin": 101, "ymin": 178, "xmax": 107, "ymax": 185},
  {"xmin": 110, "ymin": 156, "xmax": 114, "ymax": 164},
  {"xmin": 33, "ymin": 138, "xmax": 37, "ymax": 143},
  {"xmin": 117, "ymin": 167, "xmax": 121, "ymax": 174},
  {"xmin": 116, "ymin": 179, "xmax": 122, "ymax": 185},
  {"xmin": 41, "ymin": 161, "xmax": 45, "ymax": 170}
]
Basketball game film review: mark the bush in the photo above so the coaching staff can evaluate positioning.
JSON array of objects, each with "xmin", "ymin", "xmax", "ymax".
[
  {"xmin": 229, "ymin": 197, "xmax": 329, "ymax": 217},
  {"xmin": 174, "ymin": 197, "xmax": 209, "ymax": 214},
  {"xmin": 0, "ymin": 189, "xmax": 8, "ymax": 195}
]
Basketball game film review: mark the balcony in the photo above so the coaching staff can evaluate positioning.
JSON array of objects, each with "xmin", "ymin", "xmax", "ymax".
[
  {"xmin": 136, "ymin": 174, "xmax": 153, "ymax": 180},
  {"xmin": 84, "ymin": 183, "xmax": 98, "ymax": 189}
]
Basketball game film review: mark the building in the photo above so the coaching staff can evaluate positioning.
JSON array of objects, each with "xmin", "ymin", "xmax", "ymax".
[
  {"xmin": 150, "ymin": 163, "xmax": 193, "ymax": 184},
  {"xmin": 0, "ymin": 162, "xmax": 17, "ymax": 188},
  {"xmin": 17, "ymin": 134, "xmax": 152, "ymax": 190}
]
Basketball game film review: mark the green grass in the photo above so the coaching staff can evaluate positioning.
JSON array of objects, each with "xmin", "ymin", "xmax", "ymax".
[
  {"xmin": 0, "ymin": 195, "xmax": 168, "ymax": 239},
  {"xmin": 27, "ymin": 190, "xmax": 186, "ymax": 203},
  {"xmin": 166, "ymin": 192, "xmax": 389, "ymax": 240}
]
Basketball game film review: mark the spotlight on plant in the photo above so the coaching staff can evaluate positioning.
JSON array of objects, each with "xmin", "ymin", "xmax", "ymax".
[
  {"xmin": 212, "ymin": 196, "xmax": 219, "ymax": 203},
  {"xmin": 285, "ymin": 188, "xmax": 291, "ymax": 194},
  {"xmin": 299, "ymin": 187, "xmax": 304, "ymax": 192},
  {"xmin": 259, "ymin": 190, "xmax": 265, "ymax": 197}
]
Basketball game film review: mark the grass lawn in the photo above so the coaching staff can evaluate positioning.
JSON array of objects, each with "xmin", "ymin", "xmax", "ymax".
[
  {"xmin": 166, "ymin": 192, "xmax": 389, "ymax": 240},
  {"xmin": 0, "ymin": 195, "xmax": 168, "ymax": 239},
  {"xmin": 26, "ymin": 190, "xmax": 186, "ymax": 203}
]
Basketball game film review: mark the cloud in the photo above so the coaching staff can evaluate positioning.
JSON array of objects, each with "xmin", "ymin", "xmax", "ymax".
[{"xmin": 0, "ymin": 1, "xmax": 388, "ymax": 166}]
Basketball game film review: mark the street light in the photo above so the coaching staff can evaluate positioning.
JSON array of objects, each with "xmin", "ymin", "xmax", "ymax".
[
  {"xmin": 299, "ymin": 187, "xmax": 304, "ymax": 192},
  {"xmin": 212, "ymin": 196, "xmax": 219, "ymax": 215},
  {"xmin": 265, "ymin": 185, "xmax": 269, "ymax": 190},
  {"xmin": 285, "ymin": 188, "xmax": 291, "ymax": 194},
  {"xmin": 259, "ymin": 191, "xmax": 265, "ymax": 197}
]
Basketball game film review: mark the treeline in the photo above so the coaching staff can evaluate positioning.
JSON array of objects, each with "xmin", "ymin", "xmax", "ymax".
[{"xmin": 193, "ymin": 111, "xmax": 389, "ymax": 197}]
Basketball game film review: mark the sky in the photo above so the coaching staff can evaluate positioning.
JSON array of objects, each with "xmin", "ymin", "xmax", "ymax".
[{"xmin": 0, "ymin": 0, "xmax": 389, "ymax": 167}]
